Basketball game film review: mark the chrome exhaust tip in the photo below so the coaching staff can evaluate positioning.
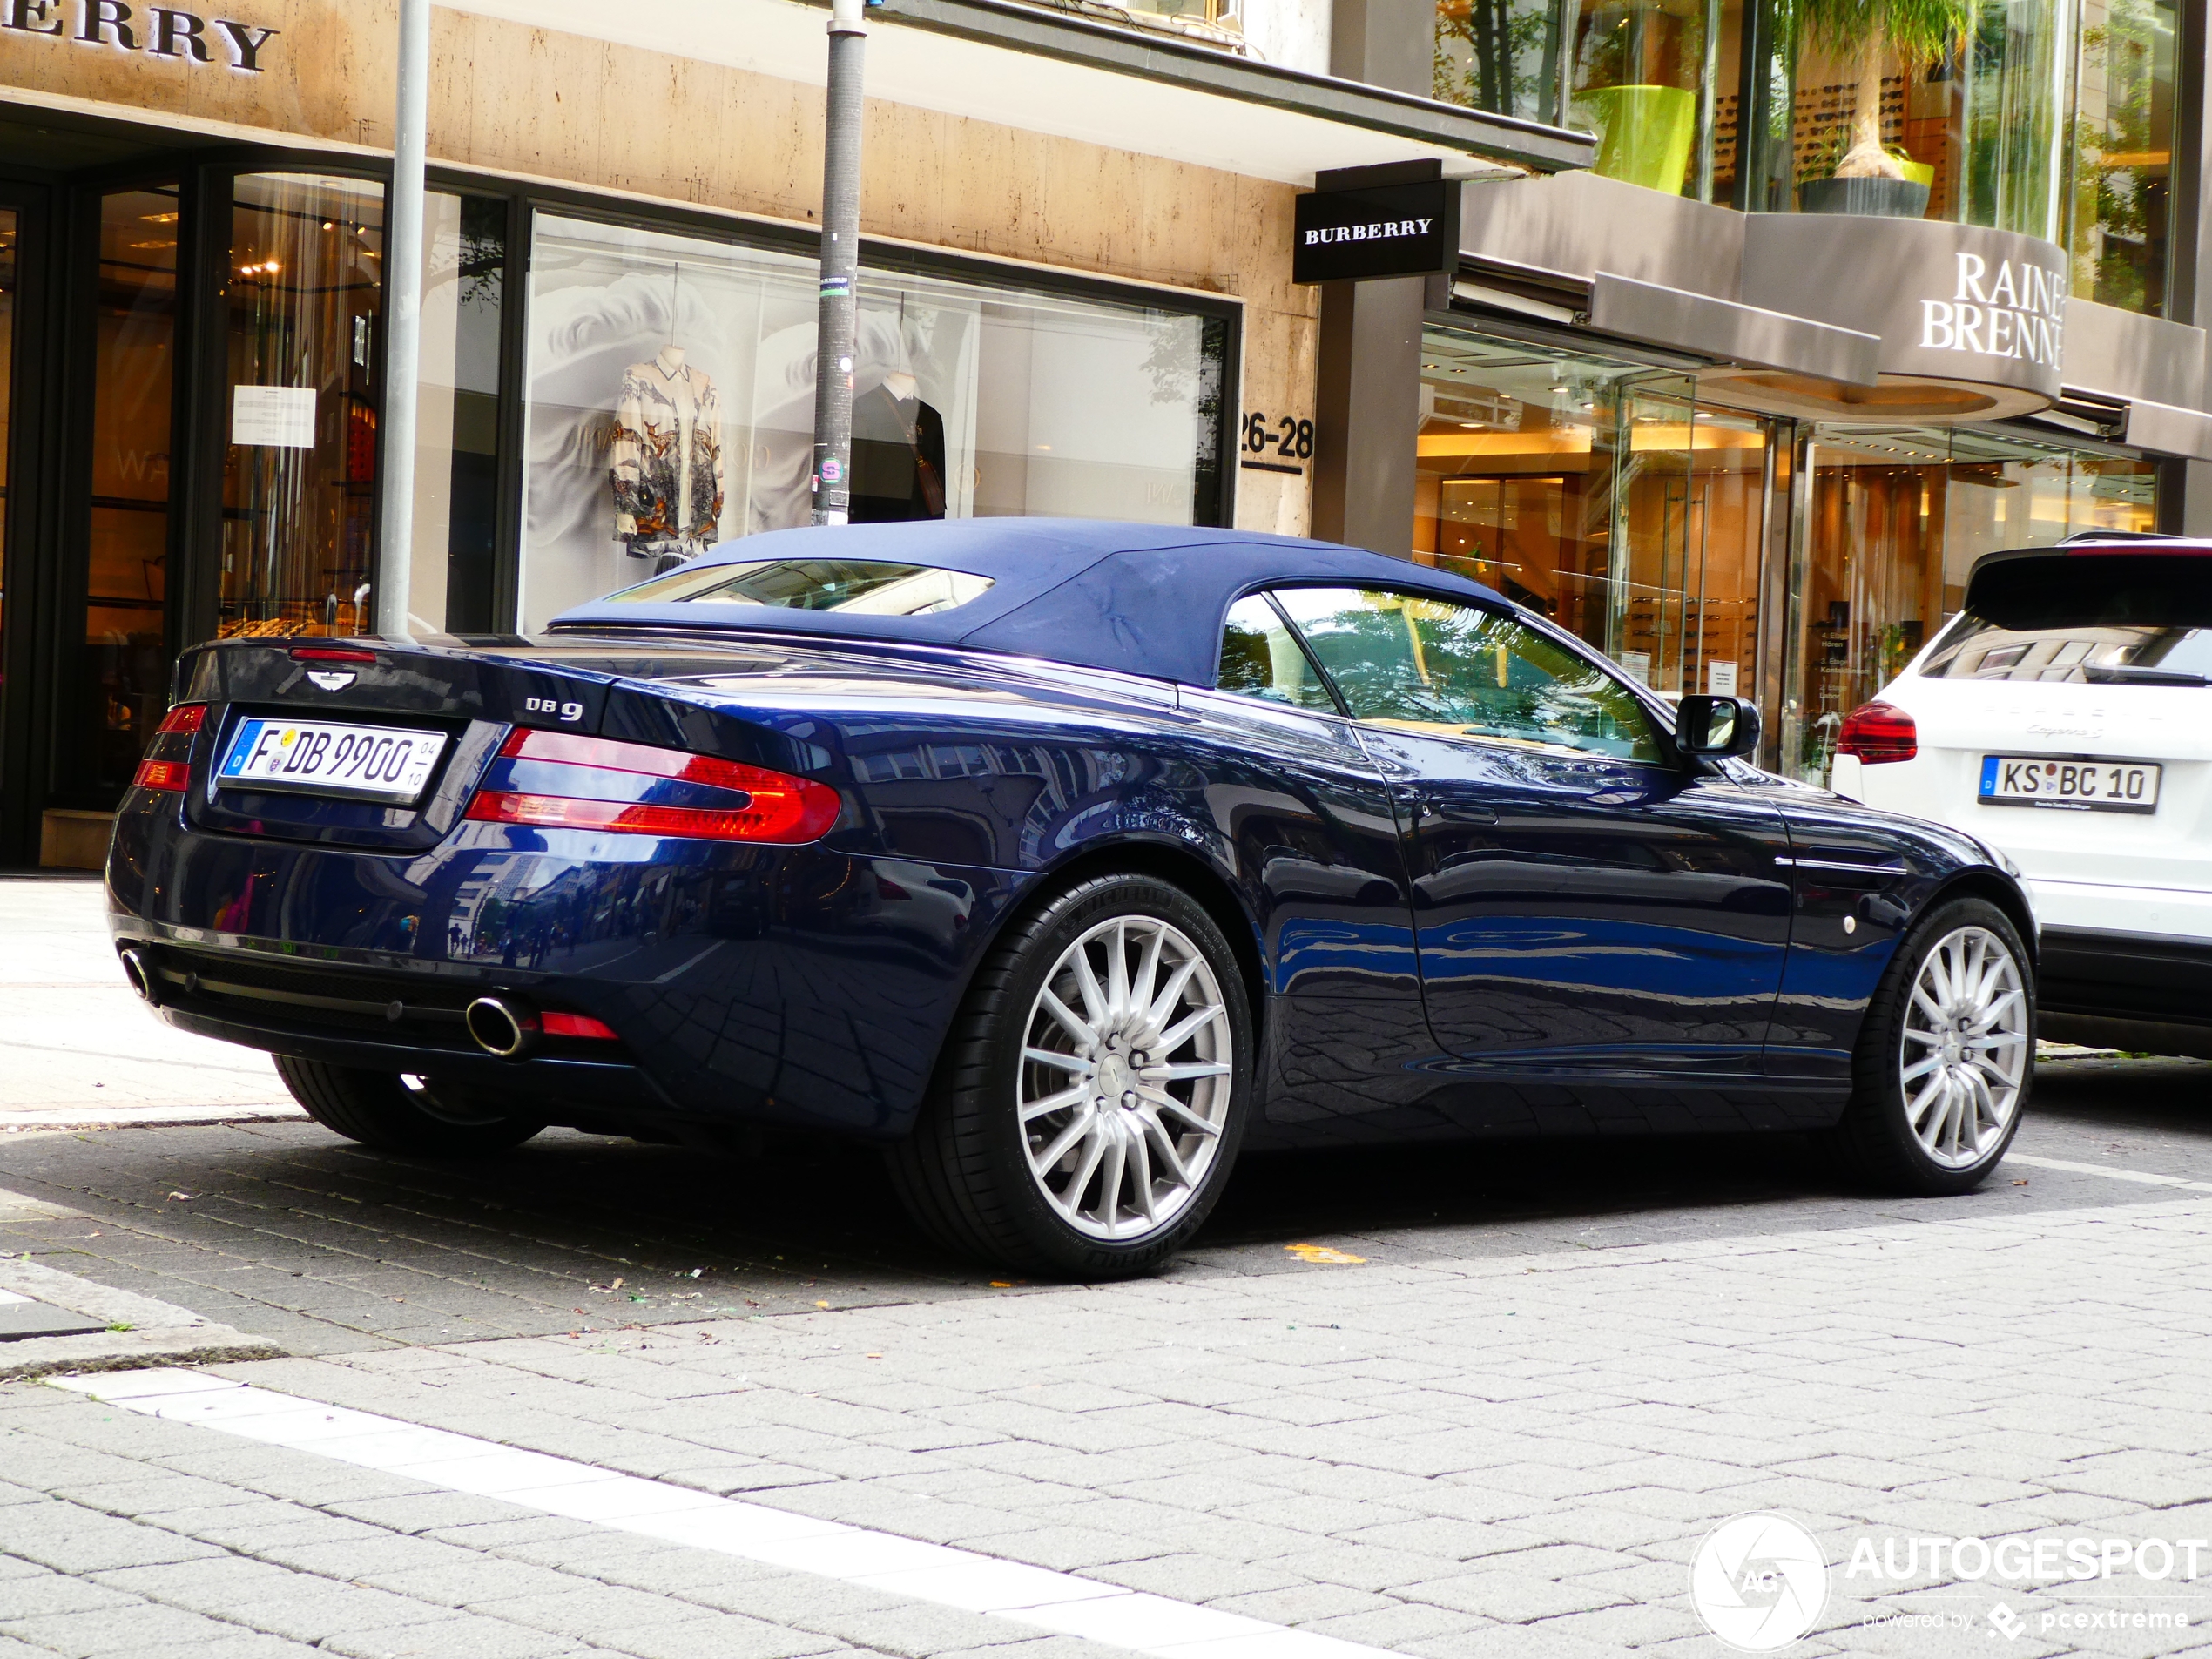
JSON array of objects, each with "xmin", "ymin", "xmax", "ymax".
[
  {"xmin": 118, "ymin": 948, "xmax": 157, "ymax": 1005},
  {"xmin": 465, "ymin": 996, "xmax": 540, "ymax": 1059}
]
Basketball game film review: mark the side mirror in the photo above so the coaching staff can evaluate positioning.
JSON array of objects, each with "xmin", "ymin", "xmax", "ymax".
[{"xmin": 1676, "ymin": 695, "xmax": 1762, "ymax": 759}]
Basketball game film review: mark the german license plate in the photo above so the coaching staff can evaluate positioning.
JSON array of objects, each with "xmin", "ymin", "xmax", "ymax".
[
  {"xmin": 1979, "ymin": 755, "xmax": 2161, "ymax": 814},
  {"xmin": 217, "ymin": 718, "xmax": 448, "ymax": 805}
]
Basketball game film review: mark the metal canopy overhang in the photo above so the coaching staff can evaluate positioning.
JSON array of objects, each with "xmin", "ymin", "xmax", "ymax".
[{"xmin": 443, "ymin": 0, "xmax": 1594, "ymax": 185}]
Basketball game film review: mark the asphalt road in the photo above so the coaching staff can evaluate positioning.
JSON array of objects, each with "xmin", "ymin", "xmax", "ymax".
[{"xmin": 0, "ymin": 1056, "xmax": 2203, "ymax": 1358}]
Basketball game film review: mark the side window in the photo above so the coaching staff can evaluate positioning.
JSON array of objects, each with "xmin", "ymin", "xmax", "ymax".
[
  {"xmin": 1269, "ymin": 587, "xmax": 1662, "ymax": 764},
  {"xmin": 1216, "ymin": 595, "xmax": 1339, "ymax": 712}
]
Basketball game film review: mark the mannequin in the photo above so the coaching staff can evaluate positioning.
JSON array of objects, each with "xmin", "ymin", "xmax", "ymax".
[
  {"xmin": 849, "ymin": 368, "xmax": 947, "ymax": 523},
  {"xmin": 610, "ymin": 343, "xmax": 725, "ymax": 564}
]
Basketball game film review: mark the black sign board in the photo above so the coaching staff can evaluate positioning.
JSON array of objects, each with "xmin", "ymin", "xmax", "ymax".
[{"xmin": 1293, "ymin": 178, "xmax": 1460, "ymax": 285}]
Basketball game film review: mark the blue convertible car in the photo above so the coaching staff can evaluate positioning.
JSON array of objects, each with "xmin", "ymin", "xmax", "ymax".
[{"xmin": 106, "ymin": 521, "xmax": 2036, "ymax": 1275}]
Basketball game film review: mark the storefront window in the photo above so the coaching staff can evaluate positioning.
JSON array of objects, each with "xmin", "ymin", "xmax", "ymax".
[
  {"xmin": 1435, "ymin": 0, "xmax": 1567, "ymax": 125},
  {"xmin": 1458, "ymin": 0, "xmax": 2111, "ymax": 248},
  {"xmin": 519, "ymin": 213, "xmax": 1225, "ymax": 631},
  {"xmin": 1435, "ymin": 0, "xmax": 1741, "ymax": 201},
  {"xmin": 219, "ymin": 173, "xmax": 386, "ymax": 639},
  {"xmin": 1779, "ymin": 424, "xmax": 2158, "ymax": 781},
  {"xmin": 1568, "ymin": 0, "xmax": 1717, "ymax": 197},
  {"xmin": 64, "ymin": 188, "xmax": 178, "ymax": 809},
  {"xmin": 408, "ymin": 192, "xmax": 506, "ymax": 634},
  {"xmin": 1413, "ymin": 328, "xmax": 1774, "ymax": 692},
  {"xmin": 1744, "ymin": 0, "xmax": 2079, "ymax": 239},
  {"xmin": 2070, "ymin": 0, "xmax": 2177, "ymax": 314}
]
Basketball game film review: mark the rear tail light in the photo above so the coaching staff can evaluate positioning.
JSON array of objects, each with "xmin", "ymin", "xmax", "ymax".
[
  {"xmin": 132, "ymin": 703, "xmax": 208, "ymax": 791},
  {"xmin": 1838, "ymin": 701, "xmax": 1918, "ymax": 764},
  {"xmin": 541, "ymin": 1011, "xmax": 619, "ymax": 1041},
  {"xmin": 290, "ymin": 646, "xmax": 379, "ymax": 663},
  {"xmin": 464, "ymin": 728, "xmax": 840, "ymax": 844}
]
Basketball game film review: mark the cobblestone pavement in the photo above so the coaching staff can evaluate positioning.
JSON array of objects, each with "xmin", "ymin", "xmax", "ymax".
[{"xmin": 10, "ymin": 881, "xmax": 2212, "ymax": 1657}]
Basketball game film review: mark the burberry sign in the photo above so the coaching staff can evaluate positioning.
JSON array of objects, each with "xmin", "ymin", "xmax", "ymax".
[
  {"xmin": 1293, "ymin": 172, "xmax": 1460, "ymax": 284},
  {"xmin": 2, "ymin": 0, "xmax": 277, "ymax": 70}
]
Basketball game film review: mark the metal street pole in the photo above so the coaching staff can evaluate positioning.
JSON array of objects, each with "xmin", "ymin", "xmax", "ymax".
[
  {"xmin": 374, "ymin": 0, "xmax": 431, "ymax": 633},
  {"xmin": 810, "ymin": 0, "xmax": 867, "ymax": 526}
]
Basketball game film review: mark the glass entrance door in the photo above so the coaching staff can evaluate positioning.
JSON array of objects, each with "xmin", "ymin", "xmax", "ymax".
[
  {"xmin": 1613, "ymin": 388, "xmax": 1767, "ymax": 698},
  {"xmin": 0, "ymin": 205, "xmax": 15, "ymax": 690},
  {"xmin": 62, "ymin": 186, "xmax": 179, "ymax": 836}
]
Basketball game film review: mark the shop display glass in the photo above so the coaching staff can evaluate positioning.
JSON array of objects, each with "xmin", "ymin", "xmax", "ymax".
[
  {"xmin": 1778, "ymin": 423, "xmax": 2159, "ymax": 783},
  {"xmin": 408, "ymin": 192, "xmax": 507, "ymax": 633},
  {"xmin": 218, "ymin": 172, "xmax": 387, "ymax": 639},
  {"xmin": 519, "ymin": 213, "xmax": 1225, "ymax": 631}
]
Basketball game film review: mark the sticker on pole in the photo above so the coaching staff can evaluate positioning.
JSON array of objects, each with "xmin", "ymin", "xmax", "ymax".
[{"xmin": 1689, "ymin": 1513, "xmax": 1828, "ymax": 1651}]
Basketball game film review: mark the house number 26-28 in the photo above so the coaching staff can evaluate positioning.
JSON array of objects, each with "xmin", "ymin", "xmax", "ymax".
[{"xmin": 1243, "ymin": 411, "xmax": 1314, "ymax": 462}]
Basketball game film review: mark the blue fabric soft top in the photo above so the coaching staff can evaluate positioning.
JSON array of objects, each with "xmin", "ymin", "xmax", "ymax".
[{"xmin": 547, "ymin": 519, "xmax": 1507, "ymax": 687}]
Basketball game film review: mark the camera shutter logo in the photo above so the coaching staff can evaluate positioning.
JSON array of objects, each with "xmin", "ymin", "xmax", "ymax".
[{"xmin": 1689, "ymin": 1513, "xmax": 1829, "ymax": 1651}]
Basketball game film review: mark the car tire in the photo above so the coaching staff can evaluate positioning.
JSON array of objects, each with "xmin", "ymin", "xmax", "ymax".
[
  {"xmin": 1831, "ymin": 895, "xmax": 2034, "ymax": 1196},
  {"xmin": 887, "ymin": 873, "xmax": 1253, "ymax": 1278},
  {"xmin": 275, "ymin": 1056, "xmax": 545, "ymax": 1157}
]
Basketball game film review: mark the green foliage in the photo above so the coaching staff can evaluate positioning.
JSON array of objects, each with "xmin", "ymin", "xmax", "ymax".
[{"xmin": 1794, "ymin": 0, "xmax": 1973, "ymax": 67}]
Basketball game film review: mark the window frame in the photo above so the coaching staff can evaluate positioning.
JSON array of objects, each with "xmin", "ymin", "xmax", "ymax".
[{"xmin": 1211, "ymin": 588, "xmax": 1349, "ymax": 716}]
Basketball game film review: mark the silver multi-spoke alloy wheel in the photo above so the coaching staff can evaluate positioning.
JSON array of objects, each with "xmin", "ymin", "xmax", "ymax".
[
  {"xmin": 1899, "ymin": 924, "xmax": 2028, "ymax": 1169},
  {"xmin": 1018, "ymin": 915, "xmax": 1235, "ymax": 1242}
]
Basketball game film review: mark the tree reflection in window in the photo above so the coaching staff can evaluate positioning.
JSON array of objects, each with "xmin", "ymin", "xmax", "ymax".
[{"xmin": 1269, "ymin": 587, "xmax": 1662, "ymax": 762}]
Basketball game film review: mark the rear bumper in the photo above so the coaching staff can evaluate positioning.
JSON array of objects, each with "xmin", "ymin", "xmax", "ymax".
[
  {"xmin": 155, "ymin": 998, "xmax": 672, "ymax": 1114},
  {"xmin": 106, "ymin": 792, "xmax": 1029, "ymax": 1140}
]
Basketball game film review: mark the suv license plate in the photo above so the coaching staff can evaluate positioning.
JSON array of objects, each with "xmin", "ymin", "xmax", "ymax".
[
  {"xmin": 218, "ymin": 718, "xmax": 448, "ymax": 805},
  {"xmin": 1979, "ymin": 756, "xmax": 2161, "ymax": 814}
]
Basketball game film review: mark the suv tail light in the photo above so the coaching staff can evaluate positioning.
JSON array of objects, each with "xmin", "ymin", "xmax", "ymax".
[
  {"xmin": 463, "ymin": 728, "xmax": 840, "ymax": 844},
  {"xmin": 1838, "ymin": 701, "xmax": 1918, "ymax": 764}
]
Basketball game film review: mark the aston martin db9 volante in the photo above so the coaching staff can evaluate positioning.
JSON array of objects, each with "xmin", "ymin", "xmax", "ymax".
[{"xmin": 106, "ymin": 522, "xmax": 2037, "ymax": 1276}]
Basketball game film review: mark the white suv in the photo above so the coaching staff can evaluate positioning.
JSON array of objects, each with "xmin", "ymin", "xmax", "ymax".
[{"xmin": 1835, "ymin": 534, "xmax": 2212, "ymax": 1058}]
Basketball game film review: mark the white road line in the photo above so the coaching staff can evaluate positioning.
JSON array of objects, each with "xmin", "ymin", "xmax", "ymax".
[
  {"xmin": 50, "ymin": 1368, "xmax": 1398, "ymax": 1659},
  {"xmin": 2006, "ymin": 1153, "xmax": 2212, "ymax": 1193}
]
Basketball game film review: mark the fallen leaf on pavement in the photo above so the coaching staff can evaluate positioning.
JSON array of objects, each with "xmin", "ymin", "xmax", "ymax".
[{"xmin": 1285, "ymin": 1243, "xmax": 1366, "ymax": 1264}]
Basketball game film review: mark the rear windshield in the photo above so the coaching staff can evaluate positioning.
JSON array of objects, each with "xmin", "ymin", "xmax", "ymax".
[
  {"xmin": 1920, "ymin": 553, "xmax": 2212, "ymax": 686},
  {"xmin": 604, "ymin": 558, "xmax": 994, "ymax": 617}
]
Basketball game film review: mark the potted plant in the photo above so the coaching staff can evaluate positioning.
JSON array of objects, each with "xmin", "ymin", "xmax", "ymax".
[
  {"xmin": 1569, "ymin": 0, "xmax": 1703, "ymax": 196},
  {"xmin": 1794, "ymin": 0, "xmax": 1970, "ymax": 218}
]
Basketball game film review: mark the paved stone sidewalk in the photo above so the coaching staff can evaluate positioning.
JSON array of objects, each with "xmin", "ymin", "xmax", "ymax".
[
  {"xmin": 10, "ymin": 1186, "xmax": 2212, "ymax": 1657},
  {"xmin": 1, "ymin": 879, "xmax": 297, "ymax": 1129}
]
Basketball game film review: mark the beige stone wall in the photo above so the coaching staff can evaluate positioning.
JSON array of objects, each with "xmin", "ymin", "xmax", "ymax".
[{"xmin": 1, "ymin": 0, "xmax": 1315, "ymax": 532}]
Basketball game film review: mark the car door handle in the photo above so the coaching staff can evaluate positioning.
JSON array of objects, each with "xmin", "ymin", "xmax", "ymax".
[{"xmin": 1421, "ymin": 799, "xmax": 1497, "ymax": 824}]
